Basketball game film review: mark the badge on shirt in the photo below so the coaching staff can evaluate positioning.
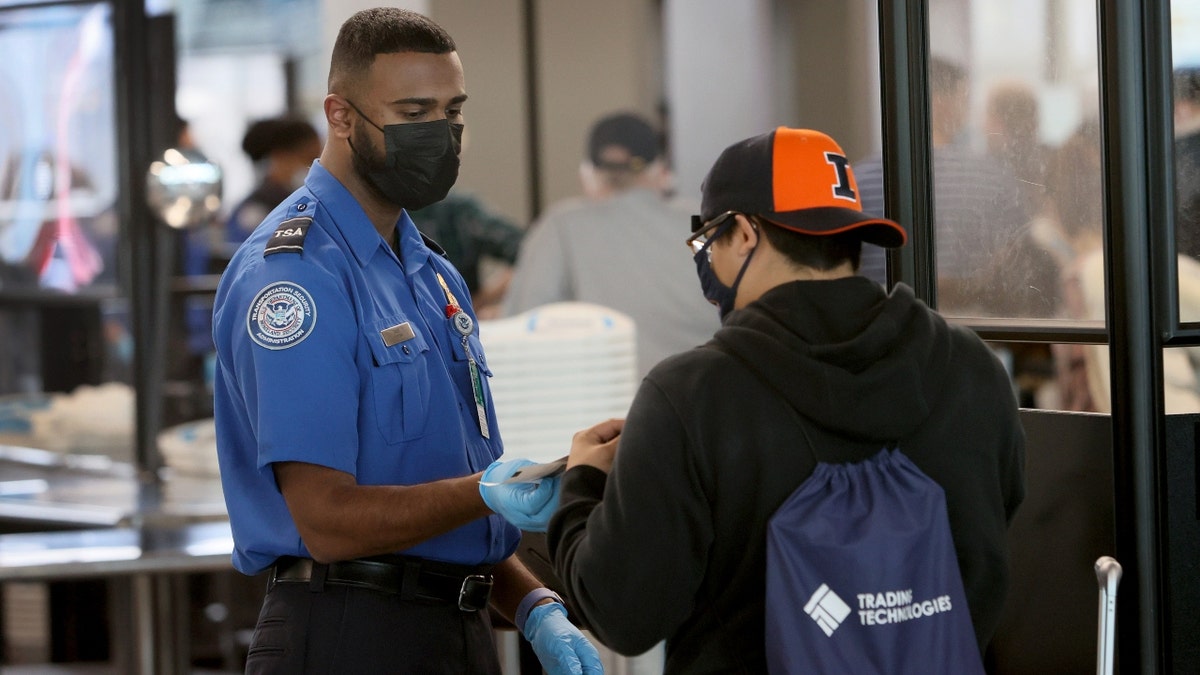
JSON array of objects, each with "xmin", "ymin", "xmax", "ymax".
[
  {"xmin": 450, "ymin": 310, "xmax": 474, "ymax": 337},
  {"xmin": 380, "ymin": 321, "xmax": 416, "ymax": 347},
  {"xmin": 247, "ymin": 282, "xmax": 317, "ymax": 350}
]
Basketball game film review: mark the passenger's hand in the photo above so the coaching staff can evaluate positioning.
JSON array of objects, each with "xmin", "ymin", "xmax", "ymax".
[
  {"xmin": 524, "ymin": 602, "xmax": 604, "ymax": 675},
  {"xmin": 479, "ymin": 458, "xmax": 560, "ymax": 532},
  {"xmin": 567, "ymin": 418, "xmax": 624, "ymax": 473}
]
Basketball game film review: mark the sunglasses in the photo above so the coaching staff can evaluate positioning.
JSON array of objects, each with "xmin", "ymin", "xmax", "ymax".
[{"xmin": 686, "ymin": 211, "xmax": 739, "ymax": 255}]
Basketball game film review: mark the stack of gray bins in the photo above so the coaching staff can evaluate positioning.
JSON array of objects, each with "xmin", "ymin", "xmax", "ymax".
[{"xmin": 480, "ymin": 302, "xmax": 637, "ymax": 463}]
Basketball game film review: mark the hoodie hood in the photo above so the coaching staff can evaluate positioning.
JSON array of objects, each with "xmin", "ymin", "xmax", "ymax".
[{"xmin": 712, "ymin": 276, "xmax": 951, "ymax": 442}]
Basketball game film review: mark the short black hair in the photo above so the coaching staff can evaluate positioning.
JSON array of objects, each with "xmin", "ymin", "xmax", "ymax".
[
  {"xmin": 751, "ymin": 215, "xmax": 863, "ymax": 271},
  {"xmin": 328, "ymin": 8, "xmax": 456, "ymax": 95},
  {"xmin": 587, "ymin": 112, "xmax": 661, "ymax": 170},
  {"xmin": 241, "ymin": 118, "xmax": 319, "ymax": 162}
]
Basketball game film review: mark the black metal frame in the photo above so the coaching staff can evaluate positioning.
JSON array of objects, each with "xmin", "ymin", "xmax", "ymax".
[
  {"xmin": 877, "ymin": 0, "xmax": 935, "ymax": 305},
  {"xmin": 521, "ymin": 0, "xmax": 543, "ymax": 220},
  {"xmin": 1097, "ymin": 0, "xmax": 1170, "ymax": 670},
  {"xmin": 113, "ymin": 2, "xmax": 178, "ymax": 480},
  {"xmin": 876, "ymin": 0, "xmax": 1182, "ymax": 671}
]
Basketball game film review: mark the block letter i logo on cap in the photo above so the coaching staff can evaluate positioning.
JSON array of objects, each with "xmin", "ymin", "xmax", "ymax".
[{"xmin": 824, "ymin": 152, "xmax": 857, "ymax": 202}]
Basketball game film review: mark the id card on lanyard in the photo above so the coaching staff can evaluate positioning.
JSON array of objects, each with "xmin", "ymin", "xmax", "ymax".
[{"xmin": 436, "ymin": 273, "xmax": 490, "ymax": 439}]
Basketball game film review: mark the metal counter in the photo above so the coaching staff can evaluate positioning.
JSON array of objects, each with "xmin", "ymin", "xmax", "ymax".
[
  {"xmin": 0, "ymin": 445, "xmax": 226, "ymax": 530},
  {"xmin": 0, "ymin": 444, "xmax": 233, "ymax": 673}
]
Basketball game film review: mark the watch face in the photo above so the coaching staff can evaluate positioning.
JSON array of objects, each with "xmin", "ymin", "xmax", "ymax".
[{"xmin": 452, "ymin": 310, "xmax": 474, "ymax": 336}]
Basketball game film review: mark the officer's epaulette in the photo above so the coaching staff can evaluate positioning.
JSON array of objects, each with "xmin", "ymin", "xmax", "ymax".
[
  {"xmin": 420, "ymin": 231, "xmax": 449, "ymax": 259},
  {"xmin": 264, "ymin": 199, "xmax": 315, "ymax": 257}
]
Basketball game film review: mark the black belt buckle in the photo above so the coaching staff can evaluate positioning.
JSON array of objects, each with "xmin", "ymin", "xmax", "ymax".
[{"xmin": 458, "ymin": 574, "xmax": 493, "ymax": 612}]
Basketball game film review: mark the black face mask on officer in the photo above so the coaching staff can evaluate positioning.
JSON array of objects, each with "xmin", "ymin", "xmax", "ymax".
[{"xmin": 346, "ymin": 100, "xmax": 464, "ymax": 210}]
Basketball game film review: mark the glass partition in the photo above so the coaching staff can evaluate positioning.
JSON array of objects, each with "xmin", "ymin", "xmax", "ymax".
[
  {"xmin": 0, "ymin": 2, "xmax": 132, "ymax": 463},
  {"xmin": 0, "ymin": 2, "xmax": 119, "ymax": 296},
  {"xmin": 923, "ymin": 0, "xmax": 1103, "ymax": 322}
]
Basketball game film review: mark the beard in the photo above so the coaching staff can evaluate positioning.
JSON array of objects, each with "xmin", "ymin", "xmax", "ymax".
[{"xmin": 348, "ymin": 119, "xmax": 396, "ymax": 205}]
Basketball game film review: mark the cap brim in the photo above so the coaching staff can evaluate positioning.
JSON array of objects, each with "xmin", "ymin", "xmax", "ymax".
[{"xmin": 761, "ymin": 207, "xmax": 908, "ymax": 248}]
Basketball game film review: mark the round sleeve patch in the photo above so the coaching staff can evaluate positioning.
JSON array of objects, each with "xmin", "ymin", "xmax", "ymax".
[{"xmin": 246, "ymin": 282, "xmax": 317, "ymax": 350}]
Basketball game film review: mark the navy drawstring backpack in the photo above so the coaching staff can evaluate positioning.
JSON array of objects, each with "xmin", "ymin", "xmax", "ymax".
[
  {"xmin": 714, "ymin": 342, "xmax": 983, "ymax": 674},
  {"xmin": 764, "ymin": 447, "xmax": 984, "ymax": 674}
]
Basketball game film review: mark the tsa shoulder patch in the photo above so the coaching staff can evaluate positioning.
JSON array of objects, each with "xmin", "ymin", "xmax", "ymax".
[
  {"xmin": 246, "ymin": 282, "xmax": 317, "ymax": 350},
  {"xmin": 264, "ymin": 215, "xmax": 313, "ymax": 256}
]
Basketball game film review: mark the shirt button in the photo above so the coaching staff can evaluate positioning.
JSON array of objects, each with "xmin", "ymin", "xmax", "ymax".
[
  {"xmin": 402, "ymin": 345, "xmax": 411, "ymax": 355},
  {"xmin": 296, "ymin": 203, "xmax": 307, "ymax": 211}
]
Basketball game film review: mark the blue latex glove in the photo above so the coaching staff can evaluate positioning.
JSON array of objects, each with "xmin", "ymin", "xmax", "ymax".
[
  {"xmin": 478, "ymin": 458, "xmax": 561, "ymax": 532},
  {"xmin": 524, "ymin": 602, "xmax": 604, "ymax": 675}
]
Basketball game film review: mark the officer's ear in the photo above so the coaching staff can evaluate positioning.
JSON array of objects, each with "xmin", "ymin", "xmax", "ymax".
[{"xmin": 325, "ymin": 94, "xmax": 354, "ymax": 139}]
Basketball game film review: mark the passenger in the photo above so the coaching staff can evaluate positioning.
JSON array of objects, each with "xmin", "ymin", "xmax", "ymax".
[
  {"xmin": 502, "ymin": 111, "xmax": 719, "ymax": 379},
  {"xmin": 980, "ymin": 79, "xmax": 1061, "ymax": 404},
  {"xmin": 1041, "ymin": 123, "xmax": 1106, "ymax": 411},
  {"xmin": 211, "ymin": 8, "xmax": 600, "ymax": 674},
  {"xmin": 487, "ymin": 127, "xmax": 1026, "ymax": 672},
  {"xmin": 1050, "ymin": 122, "xmax": 1200, "ymax": 412},
  {"xmin": 856, "ymin": 57, "xmax": 1032, "ymax": 317},
  {"xmin": 983, "ymin": 80, "xmax": 1050, "ymax": 210}
]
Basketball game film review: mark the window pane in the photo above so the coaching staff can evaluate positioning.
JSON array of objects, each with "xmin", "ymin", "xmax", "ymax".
[
  {"xmin": 924, "ymin": 0, "xmax": 1103, "ymax": 321},
  {"xmin": 990, "ymin": 340, "xmax": 1108, "ymax": 413},
  {"xmin": 0, "ymin": 3, "xmax": 133, "ymax": 461}
]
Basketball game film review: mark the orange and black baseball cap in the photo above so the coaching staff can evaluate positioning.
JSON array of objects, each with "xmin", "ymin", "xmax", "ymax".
[{"xmin": 698, "ymin": 127, "xmax": 907, "ymax": 248}]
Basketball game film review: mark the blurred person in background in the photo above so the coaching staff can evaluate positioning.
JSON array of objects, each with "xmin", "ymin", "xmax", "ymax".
[
  {"xmin": 980, "ymin": 79, "xmax": 1061, "ymax": 404},
  {"xmin": 856, "ymin": 57, "xmax": 1033, "ymax": 317},
  {"xmin": 409, "ymin": 127, "xmax": 524, "ymax": 318},
  {"xmin": 1050, "ymin": 121, "xmax": 1200, "ymax": 413},
  {"xmin": 1043, "ymin": 123, "xmax": 1106, "ymax": 412},
  {"xmin": 984, "ymin": 80, "xmax": 1050, "ymax": 210},
  {"xmin": 502, "ymin": 111, "xmax": 718, "ymax": 379},
  {"xmin": 219, "ymin": 116, "xmax": 322, "ymax": 266}
]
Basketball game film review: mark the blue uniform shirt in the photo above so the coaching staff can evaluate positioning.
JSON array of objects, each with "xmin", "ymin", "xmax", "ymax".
[{"xmin": 212, "ymin": 161, "xmax": 519, "ymax": 575}]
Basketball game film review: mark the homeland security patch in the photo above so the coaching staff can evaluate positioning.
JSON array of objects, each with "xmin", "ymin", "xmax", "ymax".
[{"xmin": 247, "ymin": 282, "xmax": 317, "ymax": 350}]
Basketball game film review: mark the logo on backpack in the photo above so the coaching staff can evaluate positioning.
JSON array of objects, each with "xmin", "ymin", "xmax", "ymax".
[
  {"xmin": 804, "ymin": 583, "xmax": 851, "ymax": 637},
  {"xmin": 857, "ymin": 588, "xmax": 954, "ymax": 626}
]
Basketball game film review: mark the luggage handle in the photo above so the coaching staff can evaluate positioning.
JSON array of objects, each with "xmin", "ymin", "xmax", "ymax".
[{"xmin": 1095, "ymin": 556, "xmax": 1122, "ymax": 675}]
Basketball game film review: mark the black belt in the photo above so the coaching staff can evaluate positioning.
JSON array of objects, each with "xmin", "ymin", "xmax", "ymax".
[{"xmin": 270, "ymin": 555, "xmax": 494, "ymax": 612}]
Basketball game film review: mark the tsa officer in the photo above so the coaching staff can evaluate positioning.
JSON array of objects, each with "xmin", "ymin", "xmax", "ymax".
[{"xmin": 211, "ymin": 8, "xmax": 601, "ymax": 673}]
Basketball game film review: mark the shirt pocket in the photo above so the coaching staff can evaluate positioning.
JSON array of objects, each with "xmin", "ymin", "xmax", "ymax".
[{"xmin": 364, "ymin": 315, "xmax": 431, "ymax": 444}]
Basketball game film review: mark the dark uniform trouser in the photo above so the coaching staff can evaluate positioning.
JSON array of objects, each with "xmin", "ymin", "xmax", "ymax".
[{"xmin": 245, "ymin": 571, "xmax": 501, "ymax": 674}]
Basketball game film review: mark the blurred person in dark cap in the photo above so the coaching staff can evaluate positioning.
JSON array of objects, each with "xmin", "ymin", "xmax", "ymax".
[
  {"xmin": 502, "ymin": 111, "xmax": 718, "ymax": 379},
  {"xmin": 487, "ymin": 127, "xmax": 1025, "ymax": 672},
  {"xmin": 220, "ymin": 117, "xmax": 322, "ymax": 263}
]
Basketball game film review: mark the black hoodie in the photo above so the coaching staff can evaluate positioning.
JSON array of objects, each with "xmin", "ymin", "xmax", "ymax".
[{"xmin": 548, "ymin": 276, "xmax": 1025, "ymax": 674}]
